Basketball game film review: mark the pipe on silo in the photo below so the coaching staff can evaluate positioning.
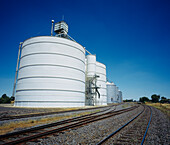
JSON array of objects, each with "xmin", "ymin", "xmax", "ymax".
[{"xmin": 12, "ymin": 42, "xmax": 23, "ymax": 97}]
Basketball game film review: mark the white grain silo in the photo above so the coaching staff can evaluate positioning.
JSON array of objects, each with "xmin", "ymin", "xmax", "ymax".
[
  {"xmin": 112, "ymin": 84, "xmax": 117, "ymax": 103},
  {"xmin": 106, "ymin": 82, "xmax": 117, "ymax": 104},
  {"xmin": 14, "ymin": 21, "xmax": 85, "ymax": 107},
  {"xmin": 85, "ymin": 55, "xmax": 107, "ymax": 106},
  {"xmin": 116, "ymin": 86, "xmax": 119, "ymax": 103},
  {"xmin": 85, "ymin": 55, "xmax": 97, "ymax": 105},
  {"xmin": 118, "ymin": 90, "xmax": 122, "ymax": 103},
  {"xmin": 96, "ymin": 61, "xmax": 107, "ymax": 105},
  {"xmin": 86, "ymin": 55, "xmax": 96, "ymax": 77}
]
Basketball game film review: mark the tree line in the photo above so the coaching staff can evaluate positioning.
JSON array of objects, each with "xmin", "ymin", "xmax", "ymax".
[
  {"xmin": 0, "ymin": 93, "xmax": 169, "ymax": 104},
  {"xmin": 139, "ymin": 94, "xmax": 169, "ymax": 103},
  {"xmin": 0, "ymin": 94, "xmax": 15, "ymax": 103}
]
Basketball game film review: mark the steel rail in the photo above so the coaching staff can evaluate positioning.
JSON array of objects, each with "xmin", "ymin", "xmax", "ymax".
[
  {"xmin": 0, "ymin": 106, "xmax": 138, "ymax": 145},
  {"xmin": 0, "ymin": 106, "xmax": 113, "ymax": 139},
  {"xmin": 0, "ymin": 105, "xmax": 113, "ymax": 121},
  {"xmin": 96, "ymin": 105, "xmax": 144, "ymax": 145},
  {"xmin": 1, "ymin": 105, "xmax": 132, "ymax": 140},
  {"xmin": 97, "ymin": 105, "xmax": 152, "ymax": 145},
  {"xmin": 141, "ymin": 106, "xmax": 152, "ymax": 145}
]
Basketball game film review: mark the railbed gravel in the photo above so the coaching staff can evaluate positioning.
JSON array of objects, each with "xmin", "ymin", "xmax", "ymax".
[
  {"xmin": 27, "ymin": 105, "xmax": 143, "ymax": 145},
  {"xmin": 105, "ymin": 105, "xmax": 150, "ymax": 144},
  {"xmin": 0, "ymin": 106, "xmax": 57, "ymax": 117},
  {"xmin": 0, "ymin": 106, "xmax": 110, "ymax": 127},
  {"xmin": 3, "ymin": 104, "xmax": 168, "ymax": 144},
  {"xmin": 0, "ymin": 105, "xmax": 108, "ymax": 118},
  {"xmin": 144, "ymin": 106, "xmax": 169, "ymax": 145},
  {"xmin": 27, "ymin": 105, "xmax": 169, "ymax": 145}
]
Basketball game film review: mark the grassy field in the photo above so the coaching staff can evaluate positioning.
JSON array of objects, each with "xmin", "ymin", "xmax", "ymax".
[{"xmin": 145, "ymin": 102, "xmax": 170, "ymax": 118}]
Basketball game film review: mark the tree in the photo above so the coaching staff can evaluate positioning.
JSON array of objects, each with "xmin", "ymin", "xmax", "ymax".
[
  {"xmin": 151, "ymin": 94, "xmax": 160, "ymax": 103},
  {"xmin": 0, "ymin": 94, "xmax": 11, "ymax": 103},
  {"xmin": 10, "ymin": 96, "xmax": 15, "ymax": 101},
  {"xmin": 160, "ymin": 96, "xmax": 168, "ymax": 103},
  {"xmin": 139, "ymin": 97, "xmax": 150, "ymax": 103},
  {"xmin": 124, "ymin": 99, "xmax": 133, "ymax": 102}
]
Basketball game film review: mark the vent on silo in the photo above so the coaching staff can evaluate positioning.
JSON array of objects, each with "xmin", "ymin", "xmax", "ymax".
[
  {"xmin": 53, "ymin": 20, "xmax": 76, "ymax": 42},
  {"xmin": 54, "ymin": 21, "xmax": 68, "ymax": 34}
]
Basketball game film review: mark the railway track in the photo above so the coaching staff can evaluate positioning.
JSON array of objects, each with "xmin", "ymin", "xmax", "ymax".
[
  {"xmin": 0, "ymin": 105, "xmax": 113, "ymax": 121},
  {"xmin": 97, "ymin": 105, "xmax": 152, "ymax": 145},
  {"xmin": 0, "ymin": 105, "xmax": 138, "ymax": 145}
]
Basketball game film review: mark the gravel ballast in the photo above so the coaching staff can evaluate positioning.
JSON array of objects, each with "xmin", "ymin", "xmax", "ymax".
[
  {"xmin": 145, "ymin": 106, "xmax": 169, "ymax": 145},
  {"xmin": 27, "ymin": 104, "xmax": 142, "ymax": 145},
  {"xmin": 1, "ymin": 104, "xmax": 169, "ymax": 145},
  {"xmin": 28, "ymin": 105, "xmax": 169, "ymax": 145}
]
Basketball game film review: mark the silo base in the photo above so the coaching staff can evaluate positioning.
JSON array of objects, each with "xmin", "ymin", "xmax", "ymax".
[{"xmin": 14, "ymin": 101, "xmax": 85, "ymax": 108}]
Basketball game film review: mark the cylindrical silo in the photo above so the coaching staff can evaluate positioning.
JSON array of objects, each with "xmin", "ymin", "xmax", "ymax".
[
  {"xmin": 15, "ymin": 36, "xmax": 85, "ymax": 107},
  {"xmin": 118, "ymin": 90, "xmax": 122, "ymax": 103},
  {"xmin": 85, "ymin": 55, "xmax": 97, "ymax": 105},
  {"xmin": 116, "ymin": 86, "xmax": 119, "ymax": 103},
  {"xmin": 85, "ymin": 58, "xmax": 87, "ymax": 75},
  {"xmin": 96, "ymin": 61, "xmax": 107, "ymax": 105},
  {"xmin": 106, "ymin": 82, "xmax": 117, "ymax": 104},
  {"xmin": 86, "ymin": 55, "xmax": 96, "ymax": 77}
]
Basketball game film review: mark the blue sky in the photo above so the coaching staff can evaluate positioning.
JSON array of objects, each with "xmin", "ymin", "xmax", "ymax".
[{"xmin": 0, "ymin": 0, "xmax": 169, "ymax": 100}]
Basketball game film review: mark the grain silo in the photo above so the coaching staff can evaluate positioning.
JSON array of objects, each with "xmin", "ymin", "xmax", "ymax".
[
  {"xmin": 106, "ymin": 82, "xmax": 117, "ymax": 103},
  {"xmin": 96, "ymin": 62, "xmax": 107, "ymax": 105},
  {"xmin": 14, "ymin": 21, "xmax": 85, "ymax": 107},
  {"xmin": 85, "ymin": 55, "xmax": 107, "ymax": 106},
  {"xmin": 85, "ymin": 55, "xmax": 97, "ymax": 105},
  {"xmin": 86, "ymin": 55, "xmax": 96, "ymax": 77},
  {"xmin": 116, "ymin": 86, "xmax": 119, "ymax": 103},
  {"xmin": 118, "ymin": 90, "xmax": 123, "ymax": 103}
]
